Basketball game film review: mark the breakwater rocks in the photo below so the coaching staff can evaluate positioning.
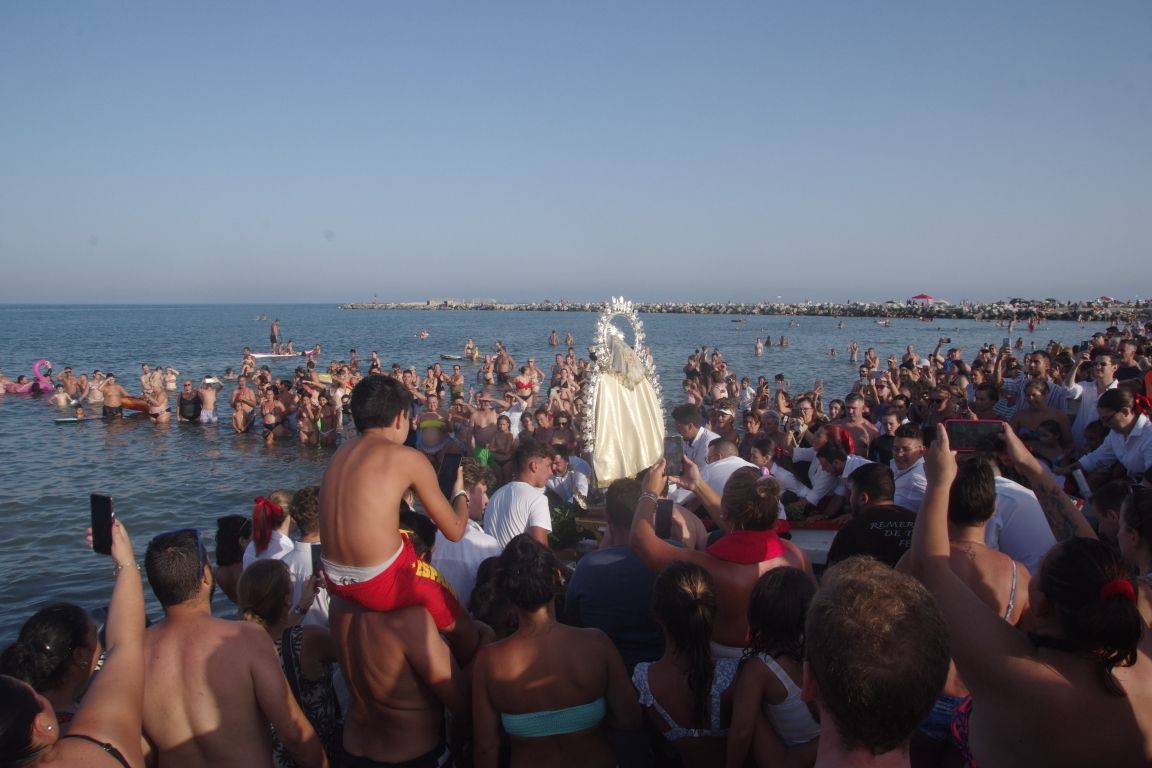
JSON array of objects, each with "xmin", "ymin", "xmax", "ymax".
[{"xmin": 339, "ymin": 298, "xmax": 1149, "ymax": 323}]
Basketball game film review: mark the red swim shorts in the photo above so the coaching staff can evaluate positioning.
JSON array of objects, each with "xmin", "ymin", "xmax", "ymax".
[{"xmin": 324, "ymin": 534, "xmax": 461, "ymax": 630}]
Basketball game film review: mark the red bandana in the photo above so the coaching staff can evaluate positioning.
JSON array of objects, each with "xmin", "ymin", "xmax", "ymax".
[{"xmin": 706, "ymin": 529, "xmax": 785, "ymax": 564}]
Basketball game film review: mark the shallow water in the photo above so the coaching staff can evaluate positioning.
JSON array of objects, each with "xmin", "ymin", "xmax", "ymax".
[{"xmin": 0, "ymin": 303, "xmax": 1105, "ymax": 634}]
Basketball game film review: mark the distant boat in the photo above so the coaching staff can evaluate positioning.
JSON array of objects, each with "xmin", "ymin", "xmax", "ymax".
[{"xmin": 730, "ymin": 319, "xmax": 748, "ymax": 323}]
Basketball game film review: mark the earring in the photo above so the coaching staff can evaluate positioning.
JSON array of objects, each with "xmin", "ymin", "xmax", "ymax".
[{"xmin": 46, "ymin": 725, "xmax": 54, "ymax": 732}]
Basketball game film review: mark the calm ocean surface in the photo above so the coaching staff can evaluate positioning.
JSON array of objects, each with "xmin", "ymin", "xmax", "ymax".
[{"xmin": 0, "ymin": 304, "xmax": 1107, "ymax": 634}]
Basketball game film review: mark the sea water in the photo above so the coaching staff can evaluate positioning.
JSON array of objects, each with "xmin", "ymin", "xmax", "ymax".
[{"xmin": 0, "ymin": 304, "xmax": 1106, "ymax": 633}]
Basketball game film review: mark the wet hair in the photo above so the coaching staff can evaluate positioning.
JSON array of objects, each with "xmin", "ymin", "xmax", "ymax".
[
  {"xmin": 1038, "ymin": 537, "xmax": 1143, "ymax": 694},
  {"xmin": 290, "ymin": 486, "xmax": 320, "ymax": 536},
  {"xmin": 237, "ymin": 559, "xmax": 291, "ymax": 628},
  {"xmin": 893, "ymin": 422, "xmax": 924, "ymax": 442},
  {"xmin": 350, "ymin": 374, "xmax": 413, "ymax": 432},
  {"xmin": 400, "ymin": 510, "xmax": 437, "ymax": 556},
  {"xmin": 605, "ymin": 477, "xmax": 642, "ymax": 531},
  {"xmin": 948, "ymin": 460, "xmax": 997, "ymax": 526},
  {"xmin": 252, "ymin": 491, "xmax": 291, "ymax": 555},
  {"xmin": 806, "ymin": 557, "xmax": 949, "ymax": 754},
  {"xmin": 145, "ymin": 529, "xmax": 208, "ymax": 607},
  {"xmin": 469, "ymin": 557, "xmax": 517, "ymax": 638},
  {"xmin": 1098, "ymin": 387, "xmax": 1135, "ymax": 414},
  {"xmin": 495, "ymin": 534, "xmax": 559, "ymax": 611},
  {"xmin": 215, "ymin": 515, "xmax": 250, "ymax": 567},
  {"xmin": 744, "ymin": 567, "xmax": 816, "ymax": 663},
  {"xmin": 672, "ymin": 403, "xmax": 702, "ymax": 426},
  {"xmin": 0, "ymin": 604, "xmax": 92, "ymax": 693},
  {"xmin": 816, "ymin": 443, "xmax": 848, "ymax": 467},
  {"xmin": 513, "ymin": 439, "xmax": 554, "ymax": 475},
  {"xmin": 652, "ymin": 561, "xmax": 717, "ymax": 727},
  {"xmin": 0, "ymin": 675, "xmax": 46, "ymax": 767},
  {"xmin": 847, "ymin": 463, "xmax": 895, "ymax": 503},
  {"xmin": 721, "ymin": 467, "xmax": 780, "ymax": 531}
]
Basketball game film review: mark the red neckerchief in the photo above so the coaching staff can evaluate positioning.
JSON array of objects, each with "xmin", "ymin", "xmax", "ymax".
[{"xmin": 706, "ymin": 529, "xmax": 784, "ymax": 564}]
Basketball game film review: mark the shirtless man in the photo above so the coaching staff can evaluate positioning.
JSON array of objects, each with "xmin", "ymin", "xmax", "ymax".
[
  {"xmin": 142, "ymin": 530, "xmax": 327, "ymax": 767},
  {"xmin": 198, "ymin": 377, "xmax": 222, "ymax": 423},
  {"xmin": 101, "ymin": 374, "xmax": 128, "ymax": 419},
  {"xmin": 470, "ymin": 396, "xmax": 500, "ymax": 453},
  {"xmin": 240, "ymin": 348, "xmax": 257, "ymax": 379},
  {"xmin": 319, "ymin": 376, "xmax": 483, "ymax": 665},
  {"xmin": 270, "ymin": 318, "xmax": 281, "ymax": 350},
  {"xmin": 331, "ymin": 601, "xmax": 469, "ymax": 767},
  {"xmin": 833, "ymin": 393, "xmax": 880, "ymax": 456},
  {"xmin": 58, "ymin": 366, "xmax": 79, "ymax": 399},
  {"xmin": 230, "ymin": 375, "xmax": 257, "ymax": 433},
  {"xmin": 49, "ymin": 383, "xmax": 71, "ymax": 407}
]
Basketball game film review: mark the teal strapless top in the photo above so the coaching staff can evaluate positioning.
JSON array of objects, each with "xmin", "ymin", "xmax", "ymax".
[{"xmin": 501, "ymin": 697, "xmax": 606, "ymax": 738}]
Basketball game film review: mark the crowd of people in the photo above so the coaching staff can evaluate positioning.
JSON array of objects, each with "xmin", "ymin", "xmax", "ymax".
[{"xmin": 3, "ymin": 320, "xmax": 1152, "ymax": 767}]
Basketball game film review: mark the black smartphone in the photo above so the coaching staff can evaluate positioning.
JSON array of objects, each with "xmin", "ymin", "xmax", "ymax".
[
  {"xmin": 90, "ymin": 494, "xmax": 114, "ymax": 555},
  {"xmin": 309, "ymin": 542, "xmax": 323, "ymax": 578},
  {"xmin": 436, "ymin": 453, "xmax": 464, "ymax": 499},
  {"xmin": 945, "ymin": 419, "xmax": 1003, "ymax": 453},
  {"xmin": 663, "ymin": 435, "xmax": 685, "ymax": 476}
]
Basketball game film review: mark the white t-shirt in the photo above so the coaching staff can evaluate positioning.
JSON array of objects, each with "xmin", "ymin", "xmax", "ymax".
[
  {"xmin": 891, "ymin": 458, "xmax": 928, "ymax": 514},
  {"xmin": 281, "ymin": 539, "xmax": 330, "ymax": 627},
  {"xmin": 241, "ymin": 529, "xmax": 295, "ymax": 570},
  {"xmin": 431, "ymin": 520, "xmax": 502, "ymax": 607},
  {"xmin": 546, "ymin": 468, "xmax": 590, "ymax": 503},
  {"xmin": 483, "ymin": 481, "xmax": 552, "ymax": 548},
  {"xmin": 984, "ymin": 476, "xmax": 1058, "ymax": 575},
  {"xmin": 699, "ymin": 455, "xmax": 758, "ymax": 497}
]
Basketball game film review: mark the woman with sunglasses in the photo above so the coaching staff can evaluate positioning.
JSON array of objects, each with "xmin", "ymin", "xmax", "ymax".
[{"xmin": 0, "ymin": 519, "xmax": 145, "ymax": 768}]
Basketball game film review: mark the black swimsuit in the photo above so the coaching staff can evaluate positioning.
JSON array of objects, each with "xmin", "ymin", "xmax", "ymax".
[{"xmin": 62, "ymin": 733, "xmax": 131, "ymax": 768}]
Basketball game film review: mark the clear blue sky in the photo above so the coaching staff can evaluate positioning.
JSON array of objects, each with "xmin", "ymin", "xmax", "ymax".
[{"xmin": 1, "ymin": 2, "xmax": 1149, "ymax": 304}]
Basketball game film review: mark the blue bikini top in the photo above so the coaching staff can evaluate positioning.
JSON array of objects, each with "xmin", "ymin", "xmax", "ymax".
[{"xmin": 501, "ymin": 697, "xmax": 607, "ymax": 738}]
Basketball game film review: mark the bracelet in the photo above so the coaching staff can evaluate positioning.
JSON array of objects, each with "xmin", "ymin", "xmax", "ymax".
[
  {"xmin": 452, "ymin": 490, "xmax": 469, "ymax": 504},
  {"xmin": 639, "ymin": 491, "xmax": 659, "ymax": 504},
  {"xmin": 113, "ymin": 561, "xmax": 139, "ymax": 576}
]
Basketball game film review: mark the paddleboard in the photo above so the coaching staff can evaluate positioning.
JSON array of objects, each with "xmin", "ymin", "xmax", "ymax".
[
  {"xmin": 252, "ymin": 352, "xmax": 306, "ymax": 359},
  {"xmin": 440, "ymin": 354, "xmax": 463, "ymax": 361},
  {"xmin": 55, "ymin": 416, "xmax": 101, "ymax": 423}
]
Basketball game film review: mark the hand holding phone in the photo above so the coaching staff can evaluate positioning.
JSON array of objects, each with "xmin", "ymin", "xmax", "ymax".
[
  {"xmin": 90, "ymin": 494, "xmax": 114, "ymax": 555},
  {"xmin": 663, "ymin": 435, "xmax": 685, "ymax": 477},
  {"xmin": 436, "ymin": 453, "xmax": 464, "ymax": 500},
  {"xmin": 944, "ymin": 419, "xmax": 1003, "ymax": 452}
]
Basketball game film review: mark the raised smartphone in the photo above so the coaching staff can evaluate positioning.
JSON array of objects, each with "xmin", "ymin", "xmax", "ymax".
[
  {"xmin": 663, "ymin": 435, "xmax": 685, "ymax": 476},
  {"xmin": 944, "ymin": 419, "xmax": 1003, "ymax": 453},
  {"xmin": 436, "ymin": 453, "xmax": 464, "ymax": 499},
  {"xmin": 90, "ymin": 494, "xmax": 114, "ymax": 555}
]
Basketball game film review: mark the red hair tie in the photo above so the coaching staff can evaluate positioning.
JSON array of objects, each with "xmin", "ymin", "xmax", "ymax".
[
  {"xmin": 1133, "ymin": 393, "xmax": 1150, "ymax": 417},
  {"xmin": 1099, "ymin": 578, "xmax": 1136, "ymax": 603}
]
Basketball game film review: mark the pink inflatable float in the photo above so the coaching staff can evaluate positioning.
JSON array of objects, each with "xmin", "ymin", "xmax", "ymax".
[{"xmin": 3, "ymin": 359, "xmax": 54, "ymax": 394}]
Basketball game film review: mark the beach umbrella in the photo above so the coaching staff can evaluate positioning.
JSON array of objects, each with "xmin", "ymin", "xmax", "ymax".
[
  {"xmin": 910, "ymin": 293, "xmax": 934, "ymax": 302},
  {"xmin": 1099, "ymin": 295, "xmax": 1114, "ymax": 302}
]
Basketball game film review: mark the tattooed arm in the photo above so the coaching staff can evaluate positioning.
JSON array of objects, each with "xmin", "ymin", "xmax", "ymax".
[{"xmin": 998, "ymin": 424, "xmax": 1096, "ymax": 542}]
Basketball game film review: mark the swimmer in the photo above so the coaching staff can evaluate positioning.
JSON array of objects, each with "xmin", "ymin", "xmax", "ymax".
[
  {"xmin": 198, "ymin": 377, "xmax": 222, "ymax": 424},
  {"xmin": 319, "ymin": 376, "xmax": 483, "ymax": 665}
]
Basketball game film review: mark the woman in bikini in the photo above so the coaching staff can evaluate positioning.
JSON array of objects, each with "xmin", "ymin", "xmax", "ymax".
[
  {"xmin": 633, "ymin": 561, "xmax": 738, "ymax": 767},
  {"xmin": 260, "ymin": 387, "xmax": 289, "ymax": 443},
  {"xmin": 905, "ymin": 424, "xmax": 1152, "ymax": 768},
  {"xmin": 489, "ymin": 415, "xmax": 516, "ymax": 486},
  {"xmin": 415, "ymin": 394, "xmax": 451, "ymax": 458},
  {"xmin": 317, "ymin": 394, "xmax": 339, "ymax": 447},
  {"xmin": 472, "ymin": 535, "xmax": 639, "ymax": 768},
  {"xmin": 0, "ymin": 518, "xmax": 147, "ymax": 768}
]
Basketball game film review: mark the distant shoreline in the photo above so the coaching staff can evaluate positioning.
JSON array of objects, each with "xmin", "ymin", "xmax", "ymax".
[{"xmin": 339, "ymin": 299, "xmax": 1150, "ymax": 323}]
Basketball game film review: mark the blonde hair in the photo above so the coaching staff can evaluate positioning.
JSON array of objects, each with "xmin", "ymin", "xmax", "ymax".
[{"xmin": 721, "ymin": 467, "xmax": 781, "ymax": 530}]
